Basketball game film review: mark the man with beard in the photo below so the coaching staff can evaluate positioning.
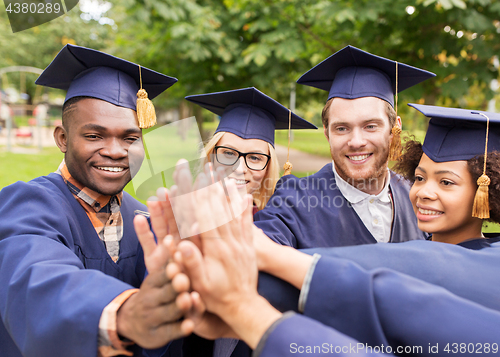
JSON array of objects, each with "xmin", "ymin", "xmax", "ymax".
[
  {"xmin": 254, "ymin": 46, "xmax": 434, "ymax": 248},
  {"xmin": 0, "ymin": 45, "xmax": 193, "ymax": 357}
]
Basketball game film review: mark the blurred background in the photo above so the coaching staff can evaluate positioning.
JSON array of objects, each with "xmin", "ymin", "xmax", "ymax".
[{"xmin": 1, "ymin": 0, "xmax": 499, "ymax": 196}]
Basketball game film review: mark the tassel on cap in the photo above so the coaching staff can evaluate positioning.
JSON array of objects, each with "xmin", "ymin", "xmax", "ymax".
[
  {"xmin": 472, "ymin": 112, "xmax": 491, "ymax": 219},
  {"xmin": 283, "ymin": 109, "xmax": 293, "ymax": 175},
  {"xmin": 136, "ymin": 65, "xmax": 157, "ymax": 129},
  {"xmin": 389, "ymin": 61, "xmax": 402, "ymax": 161},
  {"xmin": 473, "ymin": 174, "xmax": 490, "ymax": 219},
  {"xmin": 389, "ymin": 126, "xmax": 402, "ymax": 161}
]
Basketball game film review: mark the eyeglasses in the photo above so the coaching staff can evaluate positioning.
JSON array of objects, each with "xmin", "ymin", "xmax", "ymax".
[{"xmin": 214, "ymin": 146, "xmax": 270, "ymax": 171}]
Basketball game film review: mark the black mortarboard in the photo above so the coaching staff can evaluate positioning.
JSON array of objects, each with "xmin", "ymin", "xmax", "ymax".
[
  {"xmin": 35, "ymin": 44, "xmax": 177, "ymax": 127},
  {"xmin": 297, "ymin": 45, "xmax": 435, "ymax": 107},
  {"xmin": 185, "ymin": 87, "xmax": 317, "ymax": 147},
  {"xmin": 408, "ymin": 103, "xmax": 500, "ymax": 162}
]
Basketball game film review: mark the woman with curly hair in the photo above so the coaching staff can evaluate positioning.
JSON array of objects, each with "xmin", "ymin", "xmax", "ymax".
[
  {"xmin": 185, "ymin": 87, "xmax": 316, "ymax": 211},
  {"xmin": 393, "ymin": 104, "xmax": 500, "ymax": 246}
]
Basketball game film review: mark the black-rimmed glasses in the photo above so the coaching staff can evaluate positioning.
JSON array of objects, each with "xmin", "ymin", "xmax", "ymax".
[{"xmin": 214, "ymin": 146, "xmax": 270, "ymax": 171}]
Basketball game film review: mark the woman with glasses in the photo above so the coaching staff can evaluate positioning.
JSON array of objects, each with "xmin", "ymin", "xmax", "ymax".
[
  {"xmin": 182, "ymin": 88, "xmax": 316, "ymax": 357},
  {"xmin": 186, "ymin": 87, "xmax": 317, "ymax": 211}
]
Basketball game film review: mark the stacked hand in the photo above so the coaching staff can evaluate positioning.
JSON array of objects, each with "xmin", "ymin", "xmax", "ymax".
[{"xmin": 134, "ymin": 161, "xmax": 283, "ymax": 349}]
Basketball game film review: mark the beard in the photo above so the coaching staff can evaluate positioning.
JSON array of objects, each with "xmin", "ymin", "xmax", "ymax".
[{"xmin": 333, "ymin": 146, "xmax": 390, "ymax": 194}]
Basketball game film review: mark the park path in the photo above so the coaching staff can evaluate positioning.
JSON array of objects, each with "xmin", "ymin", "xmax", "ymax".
[{"xmin": 274, "ymin": 144, "xmax": 331, "ymax": 174}]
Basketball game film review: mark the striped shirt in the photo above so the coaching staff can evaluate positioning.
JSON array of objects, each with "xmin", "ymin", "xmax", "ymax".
[{"xmin": 57, "ymin": 161, "xmax": 124, "ymax": 262}]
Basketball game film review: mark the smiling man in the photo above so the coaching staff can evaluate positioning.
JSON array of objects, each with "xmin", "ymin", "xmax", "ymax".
[
  {"xmin": 254, "ymin": 46, "xmax": 435, "ymax": 248},
  {"xmin": 0, "ymin": 45, "xmax": 192, "ymax": 357}
]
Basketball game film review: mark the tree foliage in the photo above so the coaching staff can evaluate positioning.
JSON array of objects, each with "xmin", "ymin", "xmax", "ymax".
[
  {"xmin": 1, "ymin": 0, "xmax": 499, "ymax": 129},
  {"xmin": 112, "ymin": 0, "xmax": 500, "ymax": 118},
  {"xmin": 0, "ymin": 2, "xmax": 114, "ymax": 102}
]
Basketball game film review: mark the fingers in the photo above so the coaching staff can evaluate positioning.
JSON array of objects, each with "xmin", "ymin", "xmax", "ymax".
[
  {"xmin": 172, "ymin": 272, "xmax": 190, "ymax": 293},
  {"xmin": 184, "ymin": 291, "xmax": 206, "ymax": 325},
  {"xmin": 207, "ymin": 179, "xmax": 234, "ymax": 242},
  {"xmin": 241, "ymin": 195, "xmax": 254, "ymax": 246},
  {"xmin": 176, "ymin": 240, "xmax": 207, "ymax": 293},
  {"xmin": 175, "ymin": 291, "xmax": 193, "ymax": 312},
  {"xmin": 134, "ymin": 215, "xmax": 157, "ymax": 259},
  {"xmin": 224, "ymin": 172, "xmax": 245, "ymax": 220},
  {"xmin": 171, "ymin": 162, "xmax": 198, "ymax": 239},
  {"xmin": 190, "ymin": 291, "xmax": 206, "ymax": 317},
  {"xmin": 166, "ymin": 261, "xmax": 182, "ymax": 281},
  {"xmin": 156, "ymin": 187, "xmax": 180, "ymax": 240},
  {"xmin": 147, "ymin": 200, "xmax": 168, "ymax": 244},
  {"xmin": 145, "ymin": 319, "xmax": 193, "ymax": 348}
]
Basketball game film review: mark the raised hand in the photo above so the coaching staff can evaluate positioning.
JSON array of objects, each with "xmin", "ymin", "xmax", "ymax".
[
  {"xmin": 172, "ymin": 169, "xmax": 282, "ymax": 349},
  {"xmin": 116, "ymin": 234, "xmax": 194, "ymax": 348}
]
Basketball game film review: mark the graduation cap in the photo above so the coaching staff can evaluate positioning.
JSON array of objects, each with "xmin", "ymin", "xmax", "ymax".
[
  {"xmin": 185, "ymin": 87, "xmax": 317, "ymax": 175},
  {"xmin": 409, "ymin": 103, "xmax": 500, "ymax": 219},
  {"xmin": 35, "ymin": 44, "xmax": 178, "ymax": 129},
  {"xmin": 185, "ymin": 87, "xmax": 317, "ymax": 146},
  {"xmin": 297, "ymin": 45, "xmax": 435, "ymax": 107}
]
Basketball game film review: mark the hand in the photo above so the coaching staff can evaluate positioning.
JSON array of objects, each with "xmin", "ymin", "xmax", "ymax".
[
  {"xmin": 167, "ymin": 261, "xmax": 239, "ymax": 340},
  {"xmin": 149, "ymin": 187, "xmax": 180, "ymax": 241},
  {"xmin": 172, "ymin": 165, "xmax": 257, "ymax": 312},
  {"xmin": 181, "ymin": 169, "xmax": 257, "ymax": 316},
  {"xmin": 174, "ymin": 171, "xmax": 281, "ymax": 348},
  {"xmin": 116, "ymin": 257, "xmax": 193, "ymax": 349}
]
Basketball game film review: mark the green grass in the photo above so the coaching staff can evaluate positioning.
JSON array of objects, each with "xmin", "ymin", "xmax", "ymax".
[
  {"xmin": 0, "ymin": 147, "xmax": 64, "ymax": 188},
  {"xmin": 276, "ymin": 129, "xmax": 331, "ymax": 158}
]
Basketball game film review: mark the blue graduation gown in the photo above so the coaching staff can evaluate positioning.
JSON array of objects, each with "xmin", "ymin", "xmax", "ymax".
[
  {"xmin": 0, "ymin": 173, "xmax": 149, "ymax": 357},
  {"xmin": 255, "ymin": 261, "xmax": 500, "ymax": 357},
  {"xmin": 257, "ymin": 237, "xmax": 500, "ymax": 314},
  {"xmin": 254, "ymin": 163, "xmax": 427, "ymax": 248},
  {"xmin": 255, "ymin": 313, "xmax": 387, "ymax": 357},
  {"xmin": 301, "ymin": 255, "xmax": 500, "ymax": 354}
]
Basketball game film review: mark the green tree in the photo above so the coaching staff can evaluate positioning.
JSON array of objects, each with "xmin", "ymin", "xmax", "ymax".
[
  {"xmin": 114, "ymin": 0, "xmax": 500, "ymax": 132},
  {"xmin": 0, "ymin": 2, "xmax": 115, "ymax": 103}
]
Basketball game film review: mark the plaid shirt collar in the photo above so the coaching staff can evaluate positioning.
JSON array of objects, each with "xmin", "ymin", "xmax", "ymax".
[{"xmin": 57, "ymin": 161, "xmax": 123, "ymax": 212}]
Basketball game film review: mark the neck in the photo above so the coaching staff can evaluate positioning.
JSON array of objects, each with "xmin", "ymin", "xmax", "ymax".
[
  {"xmin": 349, "ymin": 171, "xmax": 388, "ymax": 196},
  {"xmin": 431, "ymin": 224, "xmax": 484, "ymax": 245}
]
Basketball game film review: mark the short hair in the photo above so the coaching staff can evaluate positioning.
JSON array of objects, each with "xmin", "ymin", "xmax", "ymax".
[
  {"xmin": 203, "ymin": 131, "xmax": 280, "ymax": 211},
  {"xmin": 321, "ymin": 97, "xmax": 397, "ymax": 130},
  {"xmin": 393, "ymin": 139, "xmax": 500, "ymax": 225},
  {"xmin": 61, "ymin": 96, "xmax": 92, "ymax": 130}
]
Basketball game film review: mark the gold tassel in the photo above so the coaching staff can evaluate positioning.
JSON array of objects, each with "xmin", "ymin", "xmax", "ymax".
[
  {"xmin": 389, "ymin": 60, "xmax": 401, "ymax": 161},
  {"xmin": 389, "ymin": 126, "xmax": 402, "ymax": 161},
  {"xmin": 136, "ymin": 65, "xmax": 157, "ymax": 129},
  {"xmin": 283, "ymin": 161, "xmax": 293, "ymax": 176},
  {"xmin": 472, "ymin": 174, "xmax": 490, "ymax": 219},
  {"xmin": 471, "ymin": 112, "xmax": 491, "ymax": 219},
  {"xmin": 283, "ymin": 109, "xmax": 293, "ymax": 175}
]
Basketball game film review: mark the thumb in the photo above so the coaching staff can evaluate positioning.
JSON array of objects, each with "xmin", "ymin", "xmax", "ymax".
[{"xmin": 177, "ymin": 240, "xmax": 207, "ymax": 293}]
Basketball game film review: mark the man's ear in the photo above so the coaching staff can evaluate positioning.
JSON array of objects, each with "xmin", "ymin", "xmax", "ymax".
[
  {"xmin": 54, "ymin": 125, "xmax": 68, "ymax": 153},
  {"xmin": 395, "ymin": 116, "xmax": 402, "ymax": 130},
  {"xmin": 323, "ymin": 125, "xmax": 329, "ymax": 140}
]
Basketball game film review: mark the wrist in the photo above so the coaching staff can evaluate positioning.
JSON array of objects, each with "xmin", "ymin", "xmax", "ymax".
[
  {"xmin": 254, "ymin": 230, "xmax": 279, "ymax": 272},
  {"xmin": 116, "ymin": 292, "xmax": 138, "ymax": 341},
  {"xmin": 261, "ymin": 246, "xmax": 314, "ymax": 289},
  {"xmin": 220, "ymin": 295, "xmax": 282, "ymax": 349}
]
